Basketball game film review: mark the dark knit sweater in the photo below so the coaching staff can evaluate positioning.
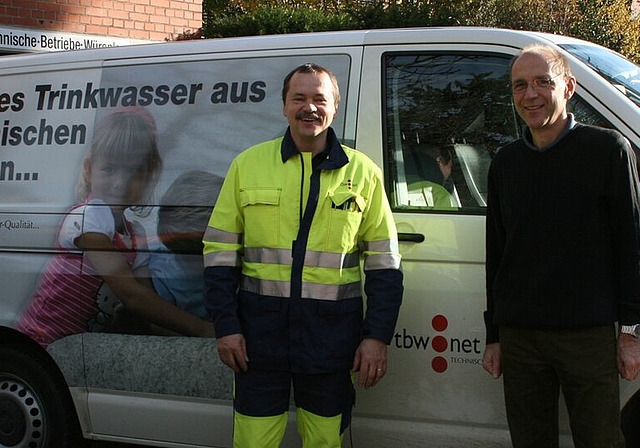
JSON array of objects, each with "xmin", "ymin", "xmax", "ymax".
[{"xmin": 484, "ymin": 123, "xmax": 640, "ymax": 344}]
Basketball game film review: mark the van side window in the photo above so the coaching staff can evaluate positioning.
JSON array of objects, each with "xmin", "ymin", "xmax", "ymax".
[
  {"xmin": 565, "ymin": 97, "xmax": 640, "ymax": 169},
  {"xmin": 383, "ymin": 53, "xmax": 626, "ymax": 214},
  {"xmin": 568, "ymin": 96, "xmax": 611, "ymax": 128},
  {"xmin": 383, "ymin": 52, "xmax": 517, "ymax": 213}
]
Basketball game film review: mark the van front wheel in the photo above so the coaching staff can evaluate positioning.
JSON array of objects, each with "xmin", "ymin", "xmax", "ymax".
[{"xmin": 0, "ymin": 344, "xmax": 81, "ymax": 448}]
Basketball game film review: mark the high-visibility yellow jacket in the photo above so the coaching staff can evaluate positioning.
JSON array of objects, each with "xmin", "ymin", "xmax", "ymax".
[{"xmin": 203, "ymin": 128, "xmax": 403, "ymax": 373}]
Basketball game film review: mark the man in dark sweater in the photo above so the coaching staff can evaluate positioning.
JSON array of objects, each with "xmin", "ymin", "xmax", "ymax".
[{"xmin": 482, "ymin": 44, "xmax": 640, "ymax": 448}]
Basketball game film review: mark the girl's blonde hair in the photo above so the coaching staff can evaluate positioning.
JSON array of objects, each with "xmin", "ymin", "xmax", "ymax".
[{"xmin": 77, "ymin": 108, "xmax": 162, "ymax": 214}]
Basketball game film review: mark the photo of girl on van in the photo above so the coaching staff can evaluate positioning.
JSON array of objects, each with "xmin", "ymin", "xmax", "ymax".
[{"xmin": 17, "ymin": 107, "xmax": 215, "ymax": 347}]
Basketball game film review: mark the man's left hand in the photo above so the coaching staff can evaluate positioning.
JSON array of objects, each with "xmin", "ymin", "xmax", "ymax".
[
  {"xmin": 353, "ymin": 338, "xmax": 387, "ymax": 389},
  {"xmin": 617, "ymin": 333, "xmax": 640, "ymax": 381}
]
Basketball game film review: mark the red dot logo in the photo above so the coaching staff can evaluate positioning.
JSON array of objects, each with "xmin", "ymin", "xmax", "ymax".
[
  {"xmin": 431, "ymin": 335, "xmax": 448, "ymax": 353},
  {"xmin": 432, "ymin": 315, "xmax": 448, "ymax": 332},
  {"xmin": 430, "ymin": 315, "xmax": 449, "ymax": 373},
  {"xmin": 432, "ymin": 356, "xmax": 448, "ymax": 373}
]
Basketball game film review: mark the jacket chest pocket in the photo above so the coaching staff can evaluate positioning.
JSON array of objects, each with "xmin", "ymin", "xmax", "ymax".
[
  {"xmin": 326, "ymin": 190, "xmax": 366, "ymax": 250},
  {"xmin": 241, "ymin": 187, "xmax": 281, "ymax": 247}
]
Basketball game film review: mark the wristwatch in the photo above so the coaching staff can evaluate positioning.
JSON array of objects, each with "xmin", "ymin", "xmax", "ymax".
[{"xmin": 620, "ymin": 324, "xmax": 640, "ymax": 338}]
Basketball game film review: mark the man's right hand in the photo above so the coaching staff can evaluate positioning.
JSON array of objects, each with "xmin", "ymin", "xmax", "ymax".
[
  {"xmin": 217, "ymin": 333, "xmax": 249, "ymax": 372},
  {"xmin": 482, "ymin": 342, "xmax": 502, "ymax": 379}
]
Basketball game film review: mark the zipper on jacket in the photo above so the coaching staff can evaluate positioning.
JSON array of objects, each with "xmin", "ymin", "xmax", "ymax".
[{"xmin": 291, "ymin": 152, "xmax": 321, "ymax": 300}]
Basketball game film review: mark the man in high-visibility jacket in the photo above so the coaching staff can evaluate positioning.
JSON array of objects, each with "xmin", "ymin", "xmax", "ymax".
[{"xmin": 203, "ymin": 62, "xmax": 403, "ymax": 447}]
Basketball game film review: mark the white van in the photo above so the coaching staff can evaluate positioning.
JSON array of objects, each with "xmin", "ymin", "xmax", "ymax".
[{"xmin": 1, "ymin": 27, "xmax": 639, "ymax": 448}]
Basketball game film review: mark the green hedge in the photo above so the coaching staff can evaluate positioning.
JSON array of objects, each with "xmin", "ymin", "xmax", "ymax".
[
  {"xmin": 204, "ymin": 6, "xmax": 356, "ymax": 38},
  {"xmin": 199, "ymin": 0, "xmax": 640, "ymax": 63}
]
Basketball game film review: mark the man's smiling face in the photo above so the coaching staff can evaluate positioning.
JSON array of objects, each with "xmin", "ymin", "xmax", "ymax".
[
  {"xmin": 511, "ymin": 51, "xmax": 574, "ymax": 140},
  {"xmin": 282, "ymin": 71, "xmax": 338, "ymax": 152}
]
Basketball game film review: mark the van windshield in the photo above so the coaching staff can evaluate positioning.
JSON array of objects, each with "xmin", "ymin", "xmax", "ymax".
[{"xmin": 562, "ymin": 44, "xmax": 640, "ymax": 107}]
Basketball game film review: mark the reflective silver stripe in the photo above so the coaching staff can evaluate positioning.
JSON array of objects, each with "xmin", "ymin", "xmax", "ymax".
[
  {"xmin": 204, "ymin": 250, "xmax": 241, "ymax": 267},
  {"xmin": 306, "ymin": 250, "xmax": 360, "ymax": 269},
  {"xmin": 241, "ymin": 276, "xmax": 362, "ymax": 300},
  {"xmin": 361, "ymin": 239, "xmax": 399, "ymax": 254},
  {"xmin": 204, "ymin": 226, "xmax": 243, "ymax": 244},
  {"xmin": 364, "ymin": 253, "xmax": 402, "ymax": 270},
  {"xmin": 244, "ymin": 247, "xmax": 360, "ymax": 269},
  {"xmin": 244, "ymin": 247, "xmax": 292, "ymax": 265}
]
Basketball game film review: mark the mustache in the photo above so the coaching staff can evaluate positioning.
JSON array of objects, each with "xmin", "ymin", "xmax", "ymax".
[{"xmin": 296, "ymin": 112, "xmax": 321, "ymax": 121}]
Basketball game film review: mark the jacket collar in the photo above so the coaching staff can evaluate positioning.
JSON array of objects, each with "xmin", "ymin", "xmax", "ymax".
[{"xmin": 280, "ymin": 127, "xmax": 349, "ymax": 170}]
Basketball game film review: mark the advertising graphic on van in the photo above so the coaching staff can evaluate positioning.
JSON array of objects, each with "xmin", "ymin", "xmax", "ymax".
[
  {"xmin": 1, "ymin": 118, "xmax": 87, "ymax": 146},
  {"xmin": 1, "ymin": 28, "xmax": 640, "ymax": 448},
  {"xmin": 394, "ymin": 314, "xmax": 482, "ymax": 374},
  {"xmin": 0, "ymin": 218, "xmax": 37, "ymax": 229},
  {"xmin": 1, "ymin": 81, "xmax": 265, "ymax": 147},
  {"xmin": 0, "ymin": 25, "xmax": 153, "ymax": 53},
  {"xmin": 4, "ymin": 81, "xmax": 268, "ymax": 110}
]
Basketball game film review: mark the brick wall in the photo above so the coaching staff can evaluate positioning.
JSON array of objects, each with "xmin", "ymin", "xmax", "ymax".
[{"xmin": 0, "ymin": 0, "xmax": 202, "ymax": 42}]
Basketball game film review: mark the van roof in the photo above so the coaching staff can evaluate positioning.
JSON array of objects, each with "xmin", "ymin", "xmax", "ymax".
[{"xmin": 0, "ymin": 27, "xmax": 599, "ymax": 72}]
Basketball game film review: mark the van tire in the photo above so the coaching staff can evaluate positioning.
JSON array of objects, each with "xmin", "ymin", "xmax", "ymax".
[{"xmin": 0, "ymin": 344, "xmax": 81, "ymax": 448}]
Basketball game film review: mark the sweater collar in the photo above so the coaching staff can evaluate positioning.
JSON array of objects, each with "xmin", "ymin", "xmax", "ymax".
[
  {"xmin": 523, "ymin": 113, "xmax": 578, "ymax": 152},
  {"xmin": 280, "ymin": 127, "xmax": 349, "ymax": 170}
]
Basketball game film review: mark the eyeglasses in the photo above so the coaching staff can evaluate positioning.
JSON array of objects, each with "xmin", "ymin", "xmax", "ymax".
[{"xmin": 511, "ymin": 74, "xmax": 564, "ymax": 94}]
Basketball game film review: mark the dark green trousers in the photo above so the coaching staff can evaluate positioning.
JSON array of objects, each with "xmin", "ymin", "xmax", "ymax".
[{"xmin": 500, "ymin": 326, "xmax": 624, "ymax": 448}]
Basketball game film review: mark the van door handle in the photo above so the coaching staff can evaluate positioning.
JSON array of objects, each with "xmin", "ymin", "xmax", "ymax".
[{"xmin": 398, "ymin": 232, "xmax": 425, "ymax": 243}]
